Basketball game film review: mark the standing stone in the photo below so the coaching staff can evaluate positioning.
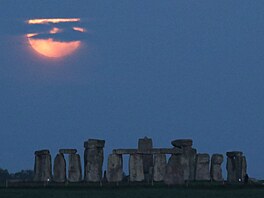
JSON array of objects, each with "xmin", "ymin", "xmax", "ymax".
[
  {"xmin": 171, "ymin": 139, "xmax": 196, "ymax": 181},
  {"xmin": 210, "ymin": 154, "xmax": 223, "ymax": 181},
  {"xmin": 164, "ymin": 154, "xmax": 184, "ymax": 185},
  {"xmin": 53, "ymin": 153, "xmax": 66, "ymax": 182},
  {"xmin": 68, "ymin": 154, "xmax": 82, "ymax": 182},
  {"xmin": 84, "ymin": 139, "xmax": 105, "ymax": 182},
  {"xmin": 226, "ymin": 151, "xmax": 247, "ymax": 183},
  {"xmin": 33, "ymin": 150, "xmax": 52, "ymax": 182},
  {"xmin": 153, "ymin": 154, "xmax": 166, "ymax": 182},
  {"xmin": 107, "ymin": 154, "xmax": 123, "ymax": 182},
  {"xmin": 129, "ymin": 154, "xmax": 144, "ymax": 182},
  {"xmin": 138, "ymin": 137, "xmax": 153, "ymax": 181},
  {"xmin": 195, "ymin": 153, "xmax": 210, "ymax": 181},
  {"xmin": 242, "ymin": 156, "xmax": 247, "ymax": 181}
]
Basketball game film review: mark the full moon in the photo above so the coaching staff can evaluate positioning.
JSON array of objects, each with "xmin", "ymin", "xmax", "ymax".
[
  {"xmin": 27, "ymin": 36, "xmax": 81, "ymax": 58},
  {"xmin": 26, "ymin": 18, "xmax": 85, "ymax": 58}
]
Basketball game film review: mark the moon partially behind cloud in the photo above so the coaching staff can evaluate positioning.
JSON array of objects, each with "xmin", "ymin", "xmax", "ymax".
[{"xmin": 26, "ymin": 18, "xmax": 86, "ymax": 59}]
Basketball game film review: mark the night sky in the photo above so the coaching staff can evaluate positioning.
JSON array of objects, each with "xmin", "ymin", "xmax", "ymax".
[{"xmin": 1, "ymin": 1, "xmax": 264, "ymax": 179}]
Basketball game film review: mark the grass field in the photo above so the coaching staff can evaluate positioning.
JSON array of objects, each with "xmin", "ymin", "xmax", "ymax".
[{"xmin": 1, "ymin": 185, "xmax": 264, "ymax": 198}]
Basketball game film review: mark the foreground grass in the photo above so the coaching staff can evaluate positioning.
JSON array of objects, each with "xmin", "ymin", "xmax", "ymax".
[{"xmin": 1, "ymin": 186, "xmax": 264, "ymax": 198}]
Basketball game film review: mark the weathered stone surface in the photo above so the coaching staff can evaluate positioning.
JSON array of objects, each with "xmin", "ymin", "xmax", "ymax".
[
  {"xmin": 68, "ymin": 154, "xmax": 82, "ymax": 182},
  {"xmin": 84, "ymin": 139, "xmax": 105, "ymax": 149},
  {"xmin": 241, "ymin": 156, "xmax": 247, "ymax": 182},
  {"xmin": 138, "ymin": 137, "xmax": 153, "ymax": 152},
  {"xmin": 107, "ymin": 154, "xmax": 123, "ymax": 182},
  {"xmin": 112, "ymin": 148, "xmax": 182, "ymax": 155},
  {"xmin": 153, "ymin": 154, "xmax": 166, "ymax": 182},
  {"xmin": 138, "ymin": 137, "xmax": 153, "ymax": 179},
  {"xmin": 195, "ymin": 154, "xmax": 210, "ymax": 181},
  {"xmin": 84, "ymin": 139, "xmax": 105, "ymax": 182},
  {"xmin": 35, "ymin": 150, "xmax": 50, "ymax": 155},
  {"xmin": 226, "ymin": 151, "xmax": 247, "ymax": 183},
  {"xmin": 226, "ymin": 151, "xmax": 243, "ymax": 157},
  {"xmin": 59, "ymin": 149, "xmax": 77, "ymax": 154},
  {"xmin": 210, "ymin": 154, "xmax": 223, "ymax": 181},
  {"xmin": 129, "ymin": 154, "xmax": 144, "ymax": 182},
  {"xmin": 181, "ymin": 147, "xmax": 197, "ymax": 181},
  {"xmin": 171, "ymin": 139, "xmax": 193, "ymax": 148},
  {"xmin": 33, "ymin": 151, "xmax": 52, "ymax": 182},
  {"xmin": 53, "ymin": 153, "xmax": 66, "ymax": 182},
  {"xmin": 164, "ymin": 155, "xmax": 184, "ymax": 185}
]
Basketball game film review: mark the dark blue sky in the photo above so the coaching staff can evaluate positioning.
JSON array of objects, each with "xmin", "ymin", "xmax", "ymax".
[{"xmin": 1, "ymin": 1, "xmax": 264, "ymax": 179}]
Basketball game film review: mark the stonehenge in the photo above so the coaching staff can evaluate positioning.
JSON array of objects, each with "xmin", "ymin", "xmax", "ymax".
[
  {"xmin": 210, "ymin": 154, "xmax": 224, "ymax": 181},
  {"xmin": 33, "ymin": 150, "xmax": 52, "ymax": 182},
  {"xmin": 52, "ymin": 149, "xmax": 82, "ymax": 182},
  {"xmin": 129, "ymin": 154, "xmax": 144, "ymax": 182},
  {"xmin": 84, "ymin": 139, "xmax": 105, "ymax": 182},
  {"xmin": 68, "ymin": 153, "xmax": 82, "ymax": 182},
  {"xmin": 153, "ymin": 154, "xmax": 166, "ymax": 181},
  {"xmin": 164, "ymin": 154, "xmax": 184, "ymax": 185},
  {"xmin": 53, "ymin": 153, "xmax": 66, "ymax": 182},
  {"xmin": 138, "ymin": 137, "xmax": 153, "ymax": 181},
  {"xmin": 106, "ymin": 154, "xmax": 123, "ymax": 182},
  {"xmin": 171, "ymin": 139, "xmax": 196, "ymax": 181},
  {"xmin": 226, "ymin": 151, "xmax": 247, "ymax": 183},
  {"xmin": 33, "ymin": 137, "xmax": 247, "ymax": 185},
  {"xmin": 195, "ymin": 154, "xmax": 210, "ymax": 181}
]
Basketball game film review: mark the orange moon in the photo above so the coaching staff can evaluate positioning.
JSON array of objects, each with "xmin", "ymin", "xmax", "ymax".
[
  {"xmin": 26, "ymin": 18, "xmax": 85, "ymax": 58},
  {"xmin": 27, "ymin": 37, "xmax": 81, "ymax": 58}
]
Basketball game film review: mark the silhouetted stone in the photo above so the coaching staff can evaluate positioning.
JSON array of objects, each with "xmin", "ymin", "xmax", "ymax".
[
  {"xmin": 226, "ymin": 151, "xmax": 247, "ymax": 183},
  {"xmin": 84, "ymin": 139, "xmax": 105, "ymax": 149},
  {"xmin": 34, "ymin": 150, "xmax": 50, "ymax": 155},
  {"xmin": 34, "ymin": 150, "xmax": 52, "ymax": 182},
  {"xmin": 107, "ymin": 154, "xmax": 123, "ymax": 182},
  {"xmin": 138, "ymin": 137, "xmax": 153, "ymax": 180},
  {"xmin": 129, "ymin": 154, "xmax": 144, "ymax": 182},
  {"xmin": 181, "ymin": 147, "xmax": 197, "ymax": 181},
  {"xmin": 68, "ymin": 153, "xmax": 82, "ymax": 182},
  {"xmin": 195, "ymin": 153, "xmax": 210, "ymax": 181},
  {"xmin": 59, "ymin": 149, "xmax": 77, "ymax": 154},
  {"xmin": 171, "ymin": 139, "xmax": 193, "ymax": 148},
  {"xmin": 112, "ymin": 148, "xmax": 182, "ymax": 155},
  {"xmin": 84, "ymin": 139, "xmax": 105, "ymax": 182},
  {"xmin": 210, "ymin": 154, "xmax": 223, "ymax": 181},
  {"xmin": 164, "ymin": 155, "xmax": 184, "ymax": 185},
  {"xmin": 53, "ymin": 153, "xmax": 66, "ymax": 182},
  {"xmin": 153, "ymin": 154, "xmax": 166, "ymax": 182}
]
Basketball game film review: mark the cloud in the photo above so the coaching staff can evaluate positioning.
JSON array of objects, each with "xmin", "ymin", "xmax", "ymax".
[
  {"xmin": 29, "ymin": 29, "xmax": 88, "ymax": 42},
  {"xmin": 0, "ymin": 17, "xmax": 89, "ymax": 42}
]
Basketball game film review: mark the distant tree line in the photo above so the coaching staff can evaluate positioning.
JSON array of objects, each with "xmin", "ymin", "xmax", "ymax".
[{"xmin": 0, "ymin": 168, "xmax": 34, "ymax": 182}]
